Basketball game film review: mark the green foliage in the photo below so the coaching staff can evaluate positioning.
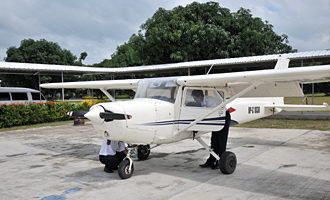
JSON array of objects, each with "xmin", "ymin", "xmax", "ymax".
[
  {"xmin": 93, "ymin": 40, "xmax": 144, "ymax": 68},
  {"xmin": 1, "ymin": 38, "xmax": 80, "ymax": 90},
  {"xmin": 0, "ymin": 101, "xmax": 90, "ymax": 128},
  {"xmin": 79, "ymin": 52, "xmax": 88, "ymax": 62},
  {"xmin": 5, "ymin": 38, "xmax": 77, "ymax": 64},
  {"xmin": 108, "ymin": 2, "xmax": 296, "ymax": 66}
]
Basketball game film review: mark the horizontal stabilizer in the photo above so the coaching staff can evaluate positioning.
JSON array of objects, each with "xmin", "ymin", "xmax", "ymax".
[{"xmin": 265, "ymin": 102, "xmax": 330, "ymax": 111}]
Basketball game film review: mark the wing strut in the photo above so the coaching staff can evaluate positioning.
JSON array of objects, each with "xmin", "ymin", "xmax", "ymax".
[
  {"xmin": 196, "ymin": 137, "xmax": 220, "ymax": 160},
  {"xmin": 100, "ymin": 88, "xmax": 116, "ymax": 102},
  {"xmin": 175, "ymin": 81, "xmax": 262, "ymax": 135}
]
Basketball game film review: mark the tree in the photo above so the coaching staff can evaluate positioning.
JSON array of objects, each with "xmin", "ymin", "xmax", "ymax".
[
  {"xmin": 1, "ymin": 39, "xmax": 79, "ymax": 91},
  {"xmin": 108, "ymin": 2, "xmax": 296, "ymax": 66},
  {"xmin": 5, "ymin": 38, "xmax": 77, "ymax": 64},
  {"xmin": 79, "ymin": 52, "xmax": 88, "ymax": 63},
  {"xmin": 94, "ymin": 39, "xmax": 144, "ymax": 68}
]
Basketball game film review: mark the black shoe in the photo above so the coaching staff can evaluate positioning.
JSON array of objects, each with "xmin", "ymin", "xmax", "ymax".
[
  {"xmin": 104, "ymin": 167, "xmax": 113, "ymax": 173},
  {"xmin": 199, "ymin": 163, "xmax": 211, "ymax": 168},
  {"xmin": 211, "ymin": 165, "xmax": 219, "ymax": 170},
  {"xmin": 113, "ymin": 166, "xmax": 118, "ymax": 170}
]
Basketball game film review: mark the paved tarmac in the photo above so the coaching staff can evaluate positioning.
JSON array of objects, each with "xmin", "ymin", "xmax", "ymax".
[{"xmin": 0, "ymin": 122, "xmax": 329, "ymax": 200}]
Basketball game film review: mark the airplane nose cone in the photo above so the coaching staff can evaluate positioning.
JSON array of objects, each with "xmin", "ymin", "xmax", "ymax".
[{"xmin": 84, "ymin": 106, "xmax": 105, "ymax": 124}]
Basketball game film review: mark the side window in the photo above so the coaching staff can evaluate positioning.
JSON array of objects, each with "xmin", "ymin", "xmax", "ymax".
[
  {"xmin": 11, "ymin": 92, "xmax": 28, "ymax": 101},
  {"xmin": 0, "ymin": 92, "xmax": 10, "ymax": 101},
  {"xmin": 32, "ymin": 92, "xmax": 41, "ymax": 100},
  {"xmin": 185, "ymin": 89, "xmax": 224, "ymax": 108},
  {"xmin": 32, "ymin": 92, "xmax": 46, "ymax": 100}
]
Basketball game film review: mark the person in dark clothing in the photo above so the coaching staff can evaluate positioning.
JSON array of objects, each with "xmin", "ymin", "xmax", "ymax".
[{"xmin": 199, "ymin": 110, "xmax": 231, "ymax": 169}]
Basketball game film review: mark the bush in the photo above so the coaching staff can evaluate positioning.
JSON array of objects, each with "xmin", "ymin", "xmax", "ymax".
[
  {"xmin": 79, "ymin": 99, "xmax": 110, "ymax": 107},
  {"xmin": 0, "ymin": 101, "xmax": 91, "ymax": 128}
]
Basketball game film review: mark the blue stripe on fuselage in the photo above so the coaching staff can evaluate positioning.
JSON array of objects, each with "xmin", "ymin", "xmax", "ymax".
[{"xmin": 140, "ymin": 116, "xmax": 239, "ymax": 126}]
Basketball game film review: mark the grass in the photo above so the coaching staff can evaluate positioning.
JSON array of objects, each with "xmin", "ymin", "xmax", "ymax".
[
  {"xmin": 285, "ymin": 93, "xmax": 330, "ymax": 105},
  {"xmin": 237, "ymin": 119, "xmax": 330, "ymax": 131}
]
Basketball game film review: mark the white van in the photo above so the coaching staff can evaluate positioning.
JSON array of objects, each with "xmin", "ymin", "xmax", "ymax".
[{"xmin": 0, "ymin": 87, "xmax": 46, "ymax": 105}]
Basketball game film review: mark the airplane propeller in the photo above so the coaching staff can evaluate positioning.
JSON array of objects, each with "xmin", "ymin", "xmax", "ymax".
[
  {"xmin": 99, "ymin": 111, "xmax": 130, "ymax": 121},
  {"xmin": 68, "ymin": 106, "xmax": 131, "ymax": 124},
  {"xmin": 67, "ymin": 111, "xmax": 88, "ymax": 118}
]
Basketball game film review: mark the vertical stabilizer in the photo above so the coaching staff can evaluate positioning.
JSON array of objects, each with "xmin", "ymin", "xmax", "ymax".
[{"xmin": 274, "ymin": 57, "xmax": 290, "ymax": 69}]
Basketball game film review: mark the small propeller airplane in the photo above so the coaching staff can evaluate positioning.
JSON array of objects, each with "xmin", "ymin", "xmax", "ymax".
[{"xmin": 40, "ymin": 57, "xmax": 330, "ymax": 179}]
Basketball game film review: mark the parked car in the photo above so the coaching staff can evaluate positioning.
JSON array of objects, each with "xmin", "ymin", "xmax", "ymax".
[{"xmin": 0, "ymin": 87, "xmax": 46, "ymax": 104}]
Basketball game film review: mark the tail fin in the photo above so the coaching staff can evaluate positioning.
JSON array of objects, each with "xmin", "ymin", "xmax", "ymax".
[{"xmin": 274, "ymin": 57, "xmax": 290, "ymax": 69}]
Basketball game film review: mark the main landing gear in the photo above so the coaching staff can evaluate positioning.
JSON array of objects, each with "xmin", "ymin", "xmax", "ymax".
[
  {"xmin": 196, "ymin": 137, "xmax": 237, "ymax": 175},
  {"xmin": 219, "ymin": 151, "xmax": 237, "ymax": 174},
  {"xmin": 118, "ymin": 144, "xmax": 150, "ymax": 179}
]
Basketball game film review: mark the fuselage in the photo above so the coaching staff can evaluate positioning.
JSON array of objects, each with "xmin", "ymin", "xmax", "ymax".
[{"xmin": 85, "ymin": 77, "xmax": 283, "ymax": 145}]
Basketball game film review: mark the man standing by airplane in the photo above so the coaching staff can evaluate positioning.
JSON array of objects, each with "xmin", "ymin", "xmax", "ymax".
[{"xmin": 191, "ymin": 90, "xmax": 229, "ymax": 169}]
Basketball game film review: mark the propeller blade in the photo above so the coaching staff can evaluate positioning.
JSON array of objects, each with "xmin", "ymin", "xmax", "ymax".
[
  {"xmin": 99, "ymin": 112, "xmax": 127, "ymax": 121},
  {"xmin": 67, "ymin": 111, "xmax": 88, "ymax": 118}
]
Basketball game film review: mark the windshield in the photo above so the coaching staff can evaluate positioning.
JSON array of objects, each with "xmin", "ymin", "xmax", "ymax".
[{"xmin": 134, "ymin": 77, "xmax": 178, "ymax": 103}]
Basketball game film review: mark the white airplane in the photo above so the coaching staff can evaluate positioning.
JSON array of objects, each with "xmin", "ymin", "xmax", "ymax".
[{"xmin": 40, "ymin": 57, "xmax": 330, "ymax": 179}]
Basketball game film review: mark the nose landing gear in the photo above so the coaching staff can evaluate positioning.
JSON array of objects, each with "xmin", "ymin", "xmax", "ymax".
[
  {"xmin": 118, "ymin": 144, "xmax": 151, "ymax": 179},
  {"xmin": 118, "ymin": 158, "xmax": 134, "ymax": 179}
]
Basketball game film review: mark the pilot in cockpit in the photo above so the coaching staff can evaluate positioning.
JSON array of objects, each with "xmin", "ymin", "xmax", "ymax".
[{"xmin": 191, "ymin": 90, "xmax": 222, "ymax": 108}]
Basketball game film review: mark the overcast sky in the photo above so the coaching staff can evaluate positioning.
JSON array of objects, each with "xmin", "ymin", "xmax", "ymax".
[{"xmin": 0, "ymin": 0, "xmax": 329, "ymax": 65}]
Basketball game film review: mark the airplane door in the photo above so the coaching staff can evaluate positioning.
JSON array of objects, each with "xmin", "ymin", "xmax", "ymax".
[{"xmin": 179, "ymin": 87, "xmax": 226, "ymax": 132}]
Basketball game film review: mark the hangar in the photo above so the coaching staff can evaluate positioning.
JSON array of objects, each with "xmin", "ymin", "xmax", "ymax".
[{"xmin": 0, "ymin": 50, "xmax": 330, "ymax": 100}]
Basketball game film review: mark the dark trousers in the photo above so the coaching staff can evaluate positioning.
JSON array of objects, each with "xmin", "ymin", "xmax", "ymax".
[
  {"xmin": 204, "ymin": 111, "xmax": 231, "ymax": 166},
  {"xmin": 99, "ymin": 151, "xmax": 126, "ymax": 170},
  {"xmin": 205, "ymin": 131, "xmax": 220, "ymax": 166}
]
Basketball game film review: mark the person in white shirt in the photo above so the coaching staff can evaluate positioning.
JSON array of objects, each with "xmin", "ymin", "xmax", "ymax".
[
  {"xmin": 191, "ymin": 90, "xmax": 222, "ymax": 108},
  {"xmin": 99, "ymin": 139, "xmax": 127, "ymax": 173}
]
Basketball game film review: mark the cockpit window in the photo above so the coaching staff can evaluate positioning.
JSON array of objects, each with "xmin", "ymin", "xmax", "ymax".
[{"xmin": 135, "ymin": 77, "xmax": 178, "ymax": 103}]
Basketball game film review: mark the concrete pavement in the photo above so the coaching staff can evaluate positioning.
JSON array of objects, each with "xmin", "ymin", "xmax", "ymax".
[{"xmin": 0, "ymin": 122, "xmax": 329, "ymax": 199}]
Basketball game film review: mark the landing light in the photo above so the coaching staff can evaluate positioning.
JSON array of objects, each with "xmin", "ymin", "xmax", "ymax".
[{"xmin": 104, "ymin": 131, "xmax": 110, "ymax": 138}]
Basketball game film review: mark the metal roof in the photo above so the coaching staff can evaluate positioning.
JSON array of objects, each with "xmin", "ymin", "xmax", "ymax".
[{"xmin": 0, "ymin": 50, "xmax": 330, "ymax": 75}]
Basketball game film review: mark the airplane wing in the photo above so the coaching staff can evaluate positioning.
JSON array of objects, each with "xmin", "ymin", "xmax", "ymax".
[
  {"xmin": 177, "ymin": 65, "xmax": 330, "ymax": 87},
  {"xmin": 40, "ymin": 58, "xmax": 330, "ymax": 99},
  {"xmin": 40, "ymin": 64, "xmax": 330, "ymax": 98},
  {"xmin": 176, "ymin": 65, "xmax": 330, "ymax": 98},
  {"xmin": 40, "ymin": 79, "xmax": 140, "ymax": 90}
]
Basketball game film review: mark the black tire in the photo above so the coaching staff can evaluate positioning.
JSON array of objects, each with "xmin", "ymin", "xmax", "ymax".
[
  {"xmin": 219, "ymin": 151, "xmax": 237, "ymax": 174},
  {"xmin": 118, "ymin": 159, "xmax": 134, "ymax": 179},
  {"xmin": 138, "ymin": 145, "xmax": 150, "ymax": 160}
]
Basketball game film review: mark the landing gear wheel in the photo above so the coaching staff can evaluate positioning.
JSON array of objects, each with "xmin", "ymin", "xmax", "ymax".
[
  {"xmin": 219, "ymin": 151, "xmax": 237, "ymax": 174},
  {"xmin": 118, "ymin": 159, "xmax": 134, "ymax": 179},
  {"xmin": 138, "ymin": 145, "xmax": 150, "ymax": 160}
]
